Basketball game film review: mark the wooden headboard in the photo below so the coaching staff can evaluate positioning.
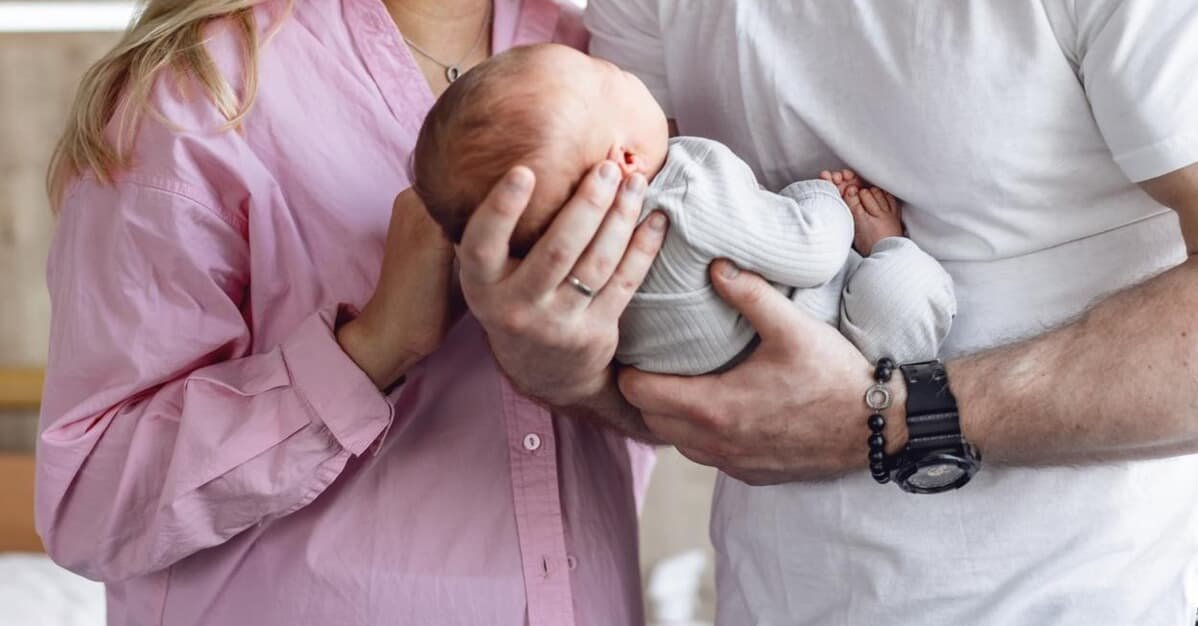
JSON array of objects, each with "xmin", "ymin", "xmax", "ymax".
[{"xmin": 0, "ymin": 367, "xmax": 44, "ymax": 552}]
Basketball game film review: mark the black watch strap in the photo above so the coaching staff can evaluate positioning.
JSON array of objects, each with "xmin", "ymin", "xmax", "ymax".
[
  {"xmin": 899, "ymin": 360, "xmax": 963, "ymax": 452},
  {"xmin": 889, "ymin": 360, "xmax": 982, "ymax": 494}
]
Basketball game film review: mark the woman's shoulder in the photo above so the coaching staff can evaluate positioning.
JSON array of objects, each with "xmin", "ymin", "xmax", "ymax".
[
  {"xmin": 94, "ymin": 1, "xmax": 300, "ymax": 217},
  {"xmin": 134, "ymin": 2, "xmax": 291, "ymax": 131}
]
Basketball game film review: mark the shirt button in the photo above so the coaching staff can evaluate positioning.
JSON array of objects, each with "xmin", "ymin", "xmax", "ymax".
[
  {"xmin": 567, "ymin": 555, "xmax": 578, "ymax": 571},
  {"xmin": 522, "ymin": 433, "xmax": 542, "ymax": 452}
]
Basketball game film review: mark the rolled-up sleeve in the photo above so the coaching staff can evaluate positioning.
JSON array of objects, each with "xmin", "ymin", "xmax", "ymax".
[
  {"xmin": 36, "ymin": 178, "xmax": 393, "ymax": 582},
  {"xmin": 1078, "ymin": 0, "xmax": 1198, "ymax": 182},
  {"xmin": 585, "ymin": 0, "xmax": 672, "ymax": 116}
]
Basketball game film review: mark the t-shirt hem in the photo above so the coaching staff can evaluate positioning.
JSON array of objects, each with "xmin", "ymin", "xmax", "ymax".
[{"xmin": 1113, "ymin": 125, "xmax": 1198, "ymax": 182}]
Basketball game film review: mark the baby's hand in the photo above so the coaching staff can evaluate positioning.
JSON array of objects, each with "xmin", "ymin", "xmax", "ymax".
[{"xmin": 820, "ymin": 169, "xmax": 904, "ymax": 256}]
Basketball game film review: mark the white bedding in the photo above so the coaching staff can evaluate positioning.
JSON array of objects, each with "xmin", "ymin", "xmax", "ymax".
[{"xmin": 0, "ymin": 553, "xmax": 104, "ymax": 626}]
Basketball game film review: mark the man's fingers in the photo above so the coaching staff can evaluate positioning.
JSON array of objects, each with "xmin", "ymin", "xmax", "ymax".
[
  {"xmin": 517, "ymin": 161, "xmax": 622, "ymax": 294},
  {"xmin": 594, "ymin": 211, "xmax": 668, "ymax": 316},
  {"xmin": 709, "ymin": 260, "xmax": 802, "ymax": 345},
  {"xmin": 568, "ymin": 174, "xmax": 649, "ymax": 308},
  {"xmin": 675, "ymin": 445, "xmax": 723, "ymax": 469},
  {"xmin": 618, "ymin": 366, "xmax": 717, "ymax": 424},
  {"xmin": 642, "ymin": 412, "xmax": 723, "ymax": 453},
  {"xmin": 458, "ymin": 167, "xmax": 534, "ymax": 285}
]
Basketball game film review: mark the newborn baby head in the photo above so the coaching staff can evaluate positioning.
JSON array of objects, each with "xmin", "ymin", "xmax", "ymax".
[{"xmin": 413, "ymin": 43, "xmax": 670, "ymax": 256}]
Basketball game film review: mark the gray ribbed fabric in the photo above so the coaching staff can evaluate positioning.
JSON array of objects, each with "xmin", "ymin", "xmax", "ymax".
[{"xmin": 617, "ymin": 137, "xmax": 956, "ymax": 374}]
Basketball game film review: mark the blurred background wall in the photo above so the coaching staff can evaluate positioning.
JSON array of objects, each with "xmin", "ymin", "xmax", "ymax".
[
  {"xmin": 0, "ymin": 24, "xmax": 120, "ymax": 450},
  {"xmin": 0, "ymin": 2, "xmax": 718, "ymax": 623}
]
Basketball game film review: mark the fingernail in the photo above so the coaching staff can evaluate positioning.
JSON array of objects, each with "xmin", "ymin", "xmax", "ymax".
[
  {"xmin": 648, "ymin": 212, "xmax": 667, "ymax": 231},
  {"xmin": 599, "ymin": 161, "xmax": 620, "ymax": 183},
  {"xmin": 624, "ymin": 174, "xmax": 646, "ymax": 194},
  {"xmin": 507, "ymin": 168, "xmax": 533, "ymax": 192},
  {"xmin": 718, "ymin": 260, "xmax": 740, "ymax": 280}
]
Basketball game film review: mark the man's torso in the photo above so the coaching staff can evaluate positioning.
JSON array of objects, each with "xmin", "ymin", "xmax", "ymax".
[{"xmin": 594, "ymin": 1, "xmax": 1198, "ymax": 624}]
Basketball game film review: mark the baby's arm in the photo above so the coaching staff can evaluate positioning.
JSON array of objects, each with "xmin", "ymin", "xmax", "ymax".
[
  {"xmin": 821, "ymin": 170, "xmax": 956, "ymax": 362},
  {"xmin": 668, "ymin": 140, "xmax": 854, "ymax": 290}
]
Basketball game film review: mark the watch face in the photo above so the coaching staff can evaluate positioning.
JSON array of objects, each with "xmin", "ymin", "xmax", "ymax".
[{"xmin": 908, "ymin": 463, "xmax": 967, "ymax": 491}]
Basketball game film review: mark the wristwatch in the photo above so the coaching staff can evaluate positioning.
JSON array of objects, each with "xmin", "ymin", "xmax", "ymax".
[{"xmin": 890, "ymin": 360, "xmax": 981, "ymax": 494}]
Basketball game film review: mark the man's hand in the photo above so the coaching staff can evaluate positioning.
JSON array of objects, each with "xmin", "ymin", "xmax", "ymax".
[
  {"xmin": 619, "ymin": 260, "xmax": 907, "ymax": 485},
  {"xmin": 627, "ymin": 162, "xmax": 1198, "ymax": 478},
  {"xmin": 457, "ymin": 163, "xmax": 668, "ymax": 437}
]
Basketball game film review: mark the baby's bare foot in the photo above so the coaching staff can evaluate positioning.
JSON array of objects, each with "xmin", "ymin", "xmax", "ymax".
[
  {"xmin": 845, "ymin": 186, "xmax": 904, "ymax": 256},
  {"xmin": 819, "ymin": 168, "xmax": 861, "ymax": 197}
]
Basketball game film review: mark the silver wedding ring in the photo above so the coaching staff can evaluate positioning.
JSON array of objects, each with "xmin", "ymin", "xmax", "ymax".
[{"xmin": 567, "ymin": 276, "xmax": 595, "ymax": 298}]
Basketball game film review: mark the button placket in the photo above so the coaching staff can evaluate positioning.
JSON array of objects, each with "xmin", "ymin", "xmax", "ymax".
[{"xmin": 500, "ymin": 379, "xmax": 577, "ymax": 626}]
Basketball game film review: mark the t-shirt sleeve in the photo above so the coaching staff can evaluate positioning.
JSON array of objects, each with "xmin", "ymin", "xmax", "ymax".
[
  {"xmin": 1077, "ymin": 0, "xmax": 1198, "ymax": 182},
  {"xmin": 584, "ymin": 0, "xmax": 672, "ymax": 116}
]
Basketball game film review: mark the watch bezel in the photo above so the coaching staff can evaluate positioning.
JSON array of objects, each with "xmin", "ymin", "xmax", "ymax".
[{"xmin": 893, "ymin": 447, "xmax": 980, "ymax": 494}]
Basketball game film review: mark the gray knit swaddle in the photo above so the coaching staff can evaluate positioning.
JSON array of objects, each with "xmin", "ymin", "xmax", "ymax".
[{"xmin": 616, "ymin": 137, "xmax": 956, "ymax": 375}]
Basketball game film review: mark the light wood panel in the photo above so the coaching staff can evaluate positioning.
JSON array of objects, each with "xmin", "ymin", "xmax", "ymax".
[
  {"xmin": 0, "ymin": 366, "xmax": 44, "ymax": 410},
  {"xmin": 0, "ymin": 454, "xmax": 41, "ymax": 552}
]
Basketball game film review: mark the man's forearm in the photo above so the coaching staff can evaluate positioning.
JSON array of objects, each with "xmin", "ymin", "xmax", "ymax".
[{"xmin": 949, "ymin": 257, "xmax": 1198, "ymax": 464}]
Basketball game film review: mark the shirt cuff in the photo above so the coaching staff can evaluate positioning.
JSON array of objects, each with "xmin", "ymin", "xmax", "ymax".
[{"xmin": 281, "ymin": 305, "xmax": 395, "ymax": 456}]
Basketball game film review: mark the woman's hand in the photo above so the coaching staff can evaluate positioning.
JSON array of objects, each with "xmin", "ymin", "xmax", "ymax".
[
  {"xmin": 337, "ymin": 189, "xmax": 466, "ymax": 389},
  {"xmin": 619, "ymin": 261, "xmax": 908, "ymax": 485},
  {"xmin": 456, "ymin": 162, "xmax": 668, "ymax": 410}
]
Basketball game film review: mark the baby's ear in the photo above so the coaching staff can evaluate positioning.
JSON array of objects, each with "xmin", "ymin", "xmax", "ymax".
[{"xmin": 606, "ymin": 145, "xmax": 646, "ymax": 177}]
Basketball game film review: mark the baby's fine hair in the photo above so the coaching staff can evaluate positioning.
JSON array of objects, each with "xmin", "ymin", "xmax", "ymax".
[{"xmin": 412, "ymin": 44, "xmax": 585, "ymax": 257}]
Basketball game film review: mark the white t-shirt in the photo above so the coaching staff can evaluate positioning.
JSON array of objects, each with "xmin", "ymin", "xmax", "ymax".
[{"xmin": 587, "ymin": 1, "xmax": 1198, "ymax": 624}]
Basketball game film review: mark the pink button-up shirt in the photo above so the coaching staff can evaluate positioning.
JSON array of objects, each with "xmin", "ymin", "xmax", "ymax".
[{"xmin": 35, "ymin": 1, "xmax": 653, "ymax": 624}]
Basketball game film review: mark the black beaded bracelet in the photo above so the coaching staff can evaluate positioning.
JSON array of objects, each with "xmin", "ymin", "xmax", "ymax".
[{"xmin": 866, "ymin": 357, "xmax": 896, "ymax": 484}]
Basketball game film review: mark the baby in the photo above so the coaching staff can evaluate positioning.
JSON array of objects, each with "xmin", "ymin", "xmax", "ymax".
[{"xmin": 413, "ymin": 44, "xmax": 955, "ymax": 374}]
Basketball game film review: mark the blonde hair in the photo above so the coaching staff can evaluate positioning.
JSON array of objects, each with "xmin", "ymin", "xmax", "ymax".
[{"xmin": 47, "ymin": 0, "xmax": 289, "ymax": 209}]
